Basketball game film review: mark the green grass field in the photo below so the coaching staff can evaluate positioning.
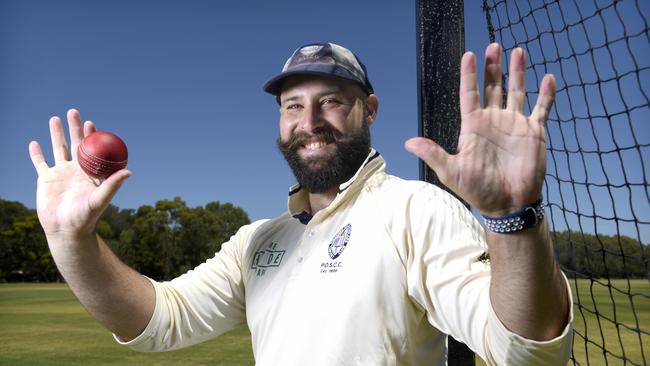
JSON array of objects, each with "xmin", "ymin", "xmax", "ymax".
[
  {"xmin": 0, "ymin": 283, "xmax": 254, "ymax": 365},
  {"xmin": 1, "ymin": 280, "xmax": 647, "ymax": 365},
  {"xmin": 569, "ymin": 278, "xmax": 649, "ymax": 366}
]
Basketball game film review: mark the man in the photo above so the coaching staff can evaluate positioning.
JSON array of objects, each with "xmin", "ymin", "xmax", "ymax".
[{"xmin": 29, "ymin": 42, "xmax": 573, "ymax": 365}]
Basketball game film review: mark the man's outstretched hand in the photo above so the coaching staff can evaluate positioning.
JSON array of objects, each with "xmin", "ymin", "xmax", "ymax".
[
  {"xmin": 29, "ymin": 109, "xmax": 153, "ymax": 341},
  {"xmin": 29, "ymin": 109, "xmax": 131, "ymax": 240},
  {"xmin": 406, "ymin": 43, "xmax": 555, "ymax": 217}
]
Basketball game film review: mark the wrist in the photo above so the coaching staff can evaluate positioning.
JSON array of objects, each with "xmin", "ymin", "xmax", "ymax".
[
  {"xmin": 45, "ymin": 228, "xmax": 98, "ymax": 248},
  {"xmin": 482, "ymin": 197, "xmax": 545, "ymax": 234}
]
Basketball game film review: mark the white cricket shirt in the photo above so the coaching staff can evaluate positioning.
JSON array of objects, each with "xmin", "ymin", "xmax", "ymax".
[{"xmin": 116, "ymin": 149, "xmax": 573, "ymax": 365}]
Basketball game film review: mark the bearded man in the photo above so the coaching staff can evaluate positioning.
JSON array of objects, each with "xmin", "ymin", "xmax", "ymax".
[{"xmin": 29, "ymin": 42, "xmax": 573, "ymax": 365}]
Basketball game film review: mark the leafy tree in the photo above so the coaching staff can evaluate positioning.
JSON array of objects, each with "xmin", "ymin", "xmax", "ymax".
[
  {"xmin": 553, "ymin": 230, "xmax": 649, "ymax": 278},
  {"xmin": 99, "ymin": 204, "xmax": 135, "ymax": 241},
  {"xmin": 1, "ymin": 196, "xmax": 250, "ymax": 282},
  {"xmin": 175, "ymin": 201, "xmax": 250, "ymax": 275},
  {"xmin": 101, "ymin": 197, "xmax": 250, "ymax": 280},
  {"xmin": 0, "ymin": 199, "xmax": 60, "ymax": 282},
  {"xmin": 0, "ymin": 199, "xmax": 32, "ymax": 231}
]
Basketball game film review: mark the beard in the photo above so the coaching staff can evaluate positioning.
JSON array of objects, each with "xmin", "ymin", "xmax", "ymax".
[{"xmin": 277, "ymin": 121, "xmax": 371, "ymax": 193}]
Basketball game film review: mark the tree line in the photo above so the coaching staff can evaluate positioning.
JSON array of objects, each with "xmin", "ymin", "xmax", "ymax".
[
  {"xmin": 0, "ymin": 197, "xmax": 647, "ymax": 282},
  {"xmin": 0, "ymin": 197, "xmax": 249, "ymax": 282},
  {"xmin": 553, "ymin": 230, "xmax": 649, "ymax": 279}
]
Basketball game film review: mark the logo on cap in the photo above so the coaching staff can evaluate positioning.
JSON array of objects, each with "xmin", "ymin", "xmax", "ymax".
[{"xmin": 299, "ymin": 45, "xmax": 323, "ymax": 55}]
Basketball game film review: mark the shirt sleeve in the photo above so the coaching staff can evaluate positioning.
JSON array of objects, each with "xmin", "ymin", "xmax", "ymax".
[
  {"xmin": 400, "ymin": 184, "xmax": 573, "ymax": 365},
  {"xmin": 113, "ymin": 220, "xmax": 267, "ymax": 352}
]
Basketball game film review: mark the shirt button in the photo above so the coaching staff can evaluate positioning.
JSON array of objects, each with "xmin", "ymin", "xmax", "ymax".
[
  {"xmin": 308, "ymin": 230, "xmax": 315, "ymax": 237},
  {"xmin": 298, "ymin": 257, "xmax": 303, "ymax": 263}
]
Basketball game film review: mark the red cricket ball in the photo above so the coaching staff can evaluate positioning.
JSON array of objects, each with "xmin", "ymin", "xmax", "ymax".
[{"xmin": 77, "ymin": 131, "xmax": 128, "ymax": 179}]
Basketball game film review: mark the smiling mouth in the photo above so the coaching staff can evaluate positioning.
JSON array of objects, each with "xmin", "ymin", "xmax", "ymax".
[
  {"xmin": 283, "ymin": 128, "xmax": 341, "ymax": 152},
  {"xmin": 303, "ymin": 140, "xmax": 330, "ymax": 151}
]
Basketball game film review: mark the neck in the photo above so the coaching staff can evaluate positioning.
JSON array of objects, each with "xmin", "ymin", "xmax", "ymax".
[{"xmin": 308, "ymin": 187, "xmax": 338, "ymax": 215}]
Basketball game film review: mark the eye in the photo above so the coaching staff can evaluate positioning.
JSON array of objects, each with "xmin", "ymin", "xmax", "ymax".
[
  {"xmin": 321, "ymin": 98, "xmax": 341, "ymax": 107},
  {"xmin": 285, "ymin": 103, "xmax": 302, "ymax": 110}
]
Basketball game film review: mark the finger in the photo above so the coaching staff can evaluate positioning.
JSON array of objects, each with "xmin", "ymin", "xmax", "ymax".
[
  {"xmin": 84, "ymin": 120, "xmax": 97, "ymax": 136},
  {"xmin": 68, "ymin": 109, "xmax": 84, "ymax": 161},
  {"xmin": 483, "ymin": 43, "xmax": 503, "ymax": 108},
  {"xmin": 49, "ymin": 116, "xmax": 69, "ymax": 164},
  {"xmin": 460, "ymin": 52, "xmax": 480, "ymax": 117},
  {"xmin": 531, "ymin": 74, "xmax": 556, "ymax": 127},
  {"xmin": 91, "ymin": 169, "xmax": 132, "ymax": 214},
  {"xmin": 506, "ymin": 48, "xmax": 526, "ymax": 113},
  {"xmin": 404, "ymin": 137, "xmax": 452, "ymax": 183},
  {"xmin": 29, "ymin": 141, "xmax": 50, "ymax": 176}
]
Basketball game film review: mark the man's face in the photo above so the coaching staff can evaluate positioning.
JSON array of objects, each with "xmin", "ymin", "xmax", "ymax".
[{"xmin": 277, "ymin": 75, "xmax": 377, "ymax": 193}]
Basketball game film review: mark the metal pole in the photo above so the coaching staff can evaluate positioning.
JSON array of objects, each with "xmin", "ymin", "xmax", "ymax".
[{"xmin": 416, "ymin": 0, "xmax": 475, "ymax": 365}]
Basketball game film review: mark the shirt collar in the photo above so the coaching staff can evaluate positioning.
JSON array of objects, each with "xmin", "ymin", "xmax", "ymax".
[{"xmin": 287, "ymin": 149, "xmax": 385, "ymax": 223}]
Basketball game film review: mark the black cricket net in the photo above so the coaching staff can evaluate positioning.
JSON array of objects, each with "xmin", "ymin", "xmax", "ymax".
[{"xmin": 482, "ymin": 0, "xmax": 649, "ymax": 365}]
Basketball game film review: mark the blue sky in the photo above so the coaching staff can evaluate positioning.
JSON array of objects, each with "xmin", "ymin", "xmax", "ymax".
[
  {"xmin": 1, "ymin": 0, "xmax": 648, "ymax": 242},
  {"xmin": 0, "ymin": 1, "xmax": 490, "ymax": 220}
]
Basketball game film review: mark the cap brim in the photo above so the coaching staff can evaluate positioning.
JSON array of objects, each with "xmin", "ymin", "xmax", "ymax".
[{"xmin": 263, "ymin": 64, "xmax": 371, "ymax": 96}]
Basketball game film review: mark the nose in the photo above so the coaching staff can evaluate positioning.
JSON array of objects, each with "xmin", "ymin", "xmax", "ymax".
[{"xmin": 299, "ymin": 104, "xmax": 324, "ymax": 133}]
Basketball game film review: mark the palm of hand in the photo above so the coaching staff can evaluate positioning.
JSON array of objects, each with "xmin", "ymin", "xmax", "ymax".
[
  {"xmin": 451, "ymin": 107, "xmax": 546, "ymax": 215},
  {"xmin": 29, "ymin": 110, "xmax": 130, "ymax": 239},
  {"xmin": 406, "ymin": 44, "xmax": 555, "ymax": 216},
  {"xmin": 35, "ymin": 159, "xmax": 101, "ymax": 235}
]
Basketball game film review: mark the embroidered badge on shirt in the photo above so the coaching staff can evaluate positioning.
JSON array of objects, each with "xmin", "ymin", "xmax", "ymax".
[
  {"xmin": 251, "ymin": 241, "xmax": 285, "ymax": 277},
  {"xmin": 328, "ymin": 224, "xmax": 352, "ymax": 260}
]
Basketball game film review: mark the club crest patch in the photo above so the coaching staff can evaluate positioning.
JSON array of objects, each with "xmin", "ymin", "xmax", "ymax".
[{"xmin": 328, "ymin": 224, "xmax": 352, "ymax": 260}]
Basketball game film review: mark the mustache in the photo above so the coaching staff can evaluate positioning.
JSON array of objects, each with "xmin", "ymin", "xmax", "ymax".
[{"xmin": 279, "ymin": 126, "xmax": 344, "ymax": 151}]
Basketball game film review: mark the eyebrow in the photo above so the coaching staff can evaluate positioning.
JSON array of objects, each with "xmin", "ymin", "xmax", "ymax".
[{"xmin": 281, "ymin": 87, "xmax": 345, "ymax": 105}]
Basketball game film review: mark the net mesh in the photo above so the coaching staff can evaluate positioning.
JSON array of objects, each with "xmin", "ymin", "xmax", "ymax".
[{"xmin": 482, "ymin": 0, "xmax": 649, "ymax": 365}]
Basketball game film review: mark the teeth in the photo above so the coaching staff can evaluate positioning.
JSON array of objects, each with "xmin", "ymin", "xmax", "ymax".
[{"xmin": 306, "ymin": 141, "xmax": 326, "ymax": 150}]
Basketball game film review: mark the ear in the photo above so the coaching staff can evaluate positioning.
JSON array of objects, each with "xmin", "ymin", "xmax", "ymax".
[{"xmin": 365, "ymin": 94, "xmax": 379, "ymax": 125}]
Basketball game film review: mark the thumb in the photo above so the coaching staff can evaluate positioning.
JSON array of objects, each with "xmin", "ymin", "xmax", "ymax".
[
  {"xmin": 405, "ymin": 137, "xmax": 449, "ymax": 176},
  {"xmin": 91, "ymin": 169, "xmax": 132, "ymax": 214}
]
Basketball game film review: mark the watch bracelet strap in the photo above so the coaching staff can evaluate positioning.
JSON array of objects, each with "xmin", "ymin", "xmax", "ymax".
[{"xmin": 482, "ymin": 197, "xmax": 545, "ymax": 233}]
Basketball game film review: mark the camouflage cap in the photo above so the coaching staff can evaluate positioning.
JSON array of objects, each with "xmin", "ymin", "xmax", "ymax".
[{"xmin": 263, "ymin": 42, "xmax": 374, "ymax": 96}]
